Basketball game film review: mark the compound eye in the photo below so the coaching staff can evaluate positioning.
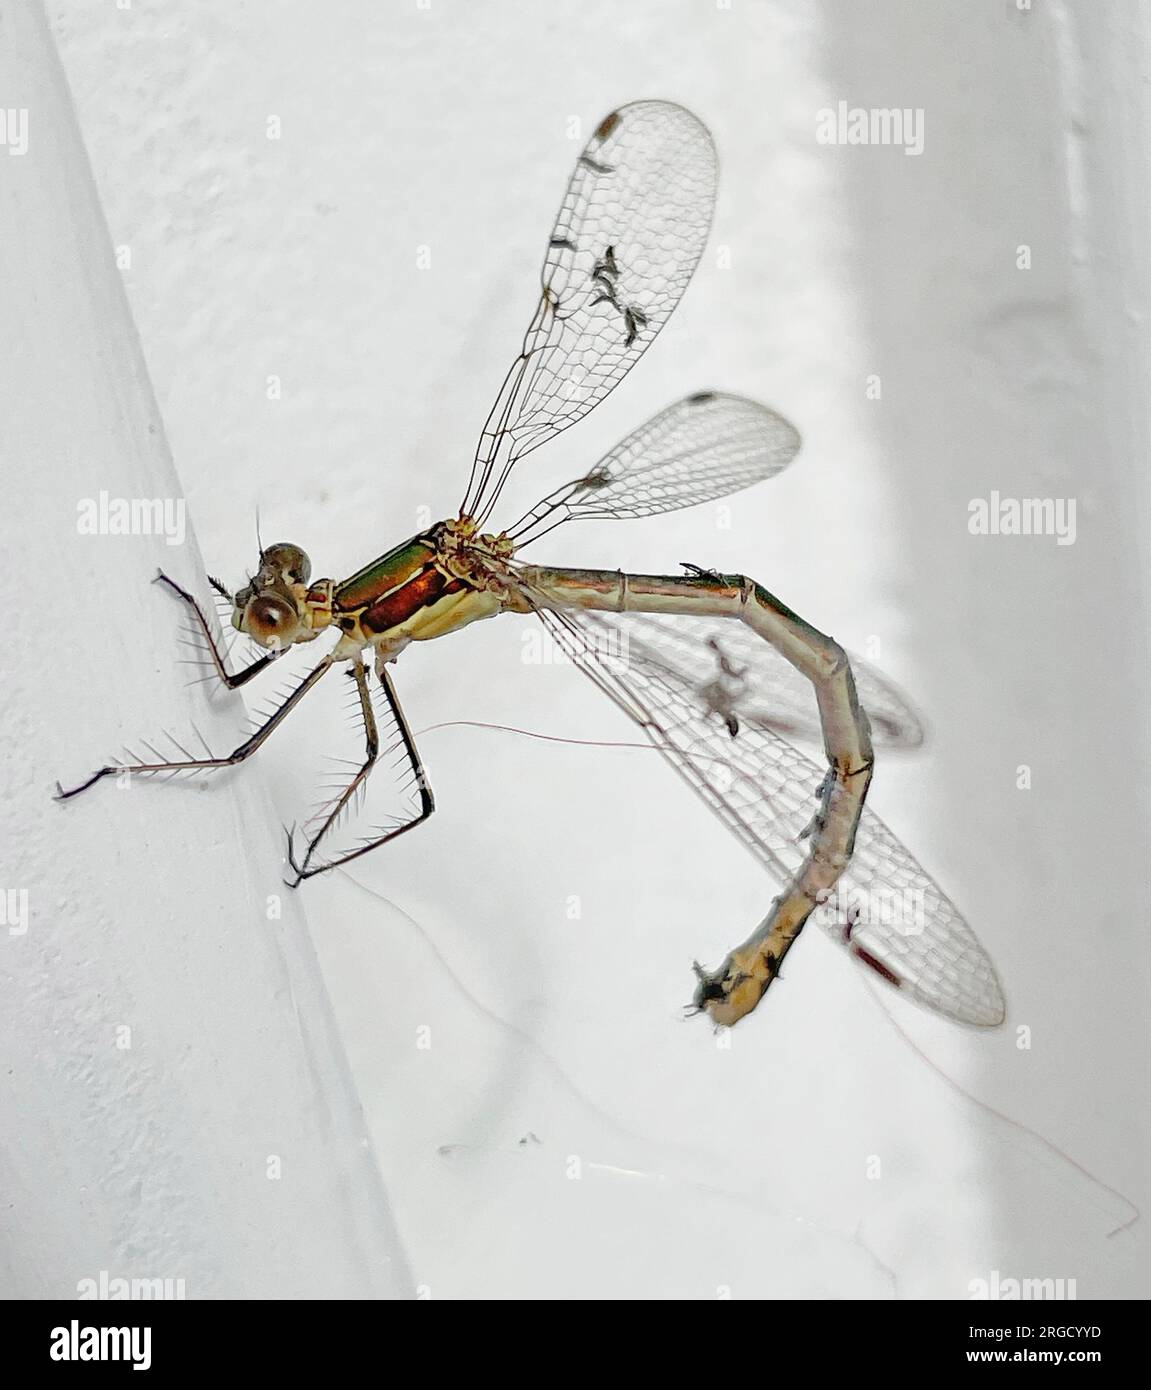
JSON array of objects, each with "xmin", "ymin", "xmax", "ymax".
[
  {"xmin": 261, "ymin": 542, "xmax": 311, "ymax": 586},
  {"xmin": 244, "ymin": 591, "xmax": 299, "ymax": 649}
]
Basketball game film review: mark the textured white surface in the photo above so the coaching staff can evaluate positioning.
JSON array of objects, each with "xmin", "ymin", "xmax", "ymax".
[
  {"xmin": 0, "ymin": 0, "xmax": 407, "ymax": 1299},
  {"xmin": 32, "ymin": 0, "xmax": 1151, "ymax": 1297}
]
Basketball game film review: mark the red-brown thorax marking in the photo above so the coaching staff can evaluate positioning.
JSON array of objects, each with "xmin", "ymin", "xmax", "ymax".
[
  {"xmin": 317, "ymin": 518, "xmax": 519, "ymax": 659},
  {"xmin": 235, "ymin": 519, "xmax": 520, "ymax": 661}
]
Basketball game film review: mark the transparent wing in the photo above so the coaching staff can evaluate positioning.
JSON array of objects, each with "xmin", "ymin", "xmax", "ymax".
[
  {"xmin": 603, "ymin": 612, "xmax": 925, "ymax": 750},
  {"xmin": 461, "ymin": 101, "xmax": 718, "ymax": 525},
  {"xmin": 504, "ymin": 392, "xmax": 800, "ymax": 545},
  {"xmin": 507, "ymin": 575, "xmax": 1003, "ymax": 1026},
  {"xmin": 496, "ymin": 384, "xmax": 918, "ymax": 746}
]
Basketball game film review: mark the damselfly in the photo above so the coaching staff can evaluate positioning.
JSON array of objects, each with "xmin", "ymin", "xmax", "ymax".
[{"xmin": 58, "ymin": 101, "xmax": 1004, "ymax": 1029}]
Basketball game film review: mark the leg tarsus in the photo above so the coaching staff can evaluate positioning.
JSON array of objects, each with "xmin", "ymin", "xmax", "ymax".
[
  {"xmin": 55, "ymin": 766, "xmax": 120, "ymax": 800},
  {"xmin": 283, "ymin": 824, "xmax": 305, "ymax": 888}
]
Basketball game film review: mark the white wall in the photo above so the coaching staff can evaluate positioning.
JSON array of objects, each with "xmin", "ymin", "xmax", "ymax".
[
  {"xmin": 0, "ymin": 0, "xmax": 408, "ymax": 1299},
  {"xmin": 827, "ymin": 0, "xmax": 1151, "ymax": 1296},
  {"xmin": 21, "ymin": 0, "xmax": 1150, "ymax": 1296}
]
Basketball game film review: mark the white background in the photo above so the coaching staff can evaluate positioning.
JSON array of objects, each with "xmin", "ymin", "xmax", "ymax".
[{"xmin": 16, "ymin": 0, "xmax": 1150, "ymax": 1296}]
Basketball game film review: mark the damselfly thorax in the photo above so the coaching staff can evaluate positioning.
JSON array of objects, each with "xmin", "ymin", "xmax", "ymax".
[
  {"xmin": 229, "ymin": 520, "xmax": 527, "ymax": 672},
  {"xmin": 57, "ymin": 100, "xmax": 1005, "ymax": 1031}
]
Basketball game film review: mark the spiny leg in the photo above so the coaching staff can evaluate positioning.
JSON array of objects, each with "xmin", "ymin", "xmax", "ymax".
[
  {"xmin": 285, "ymin": 656, "xmax": 380, "ymax": 881},
  {"xmin": 517, "ymin": 564, "xmax": 875, "ymax": 1025},
  {"xmin": 56, "ymin": 656, "xmax": 333, "ymax": 799},
  {"xmin": 156, "ymin": 570, "xmax": 277, "ymax": 690},
  {"xmin": 285, "ymin": 663, "xmax": 435, "ymax": 885}
]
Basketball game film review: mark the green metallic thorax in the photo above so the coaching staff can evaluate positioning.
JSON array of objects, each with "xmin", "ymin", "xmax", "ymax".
[
  {"xmin": 334, "ymin": 535, "xmax": 437, "ymax": 612},
  {"xmin": 316, "ymin": 525, "xmax": 506, "ymax": 659}
]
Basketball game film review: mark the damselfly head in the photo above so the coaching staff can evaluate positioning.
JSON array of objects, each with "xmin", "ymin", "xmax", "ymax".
[
  {"xmin": 231, "ymin": 541, "xmax": 312, "ymax": 650},
  {"xmin": 259, "ymin": 542, "xmax": 311, "ymax": 587}
]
